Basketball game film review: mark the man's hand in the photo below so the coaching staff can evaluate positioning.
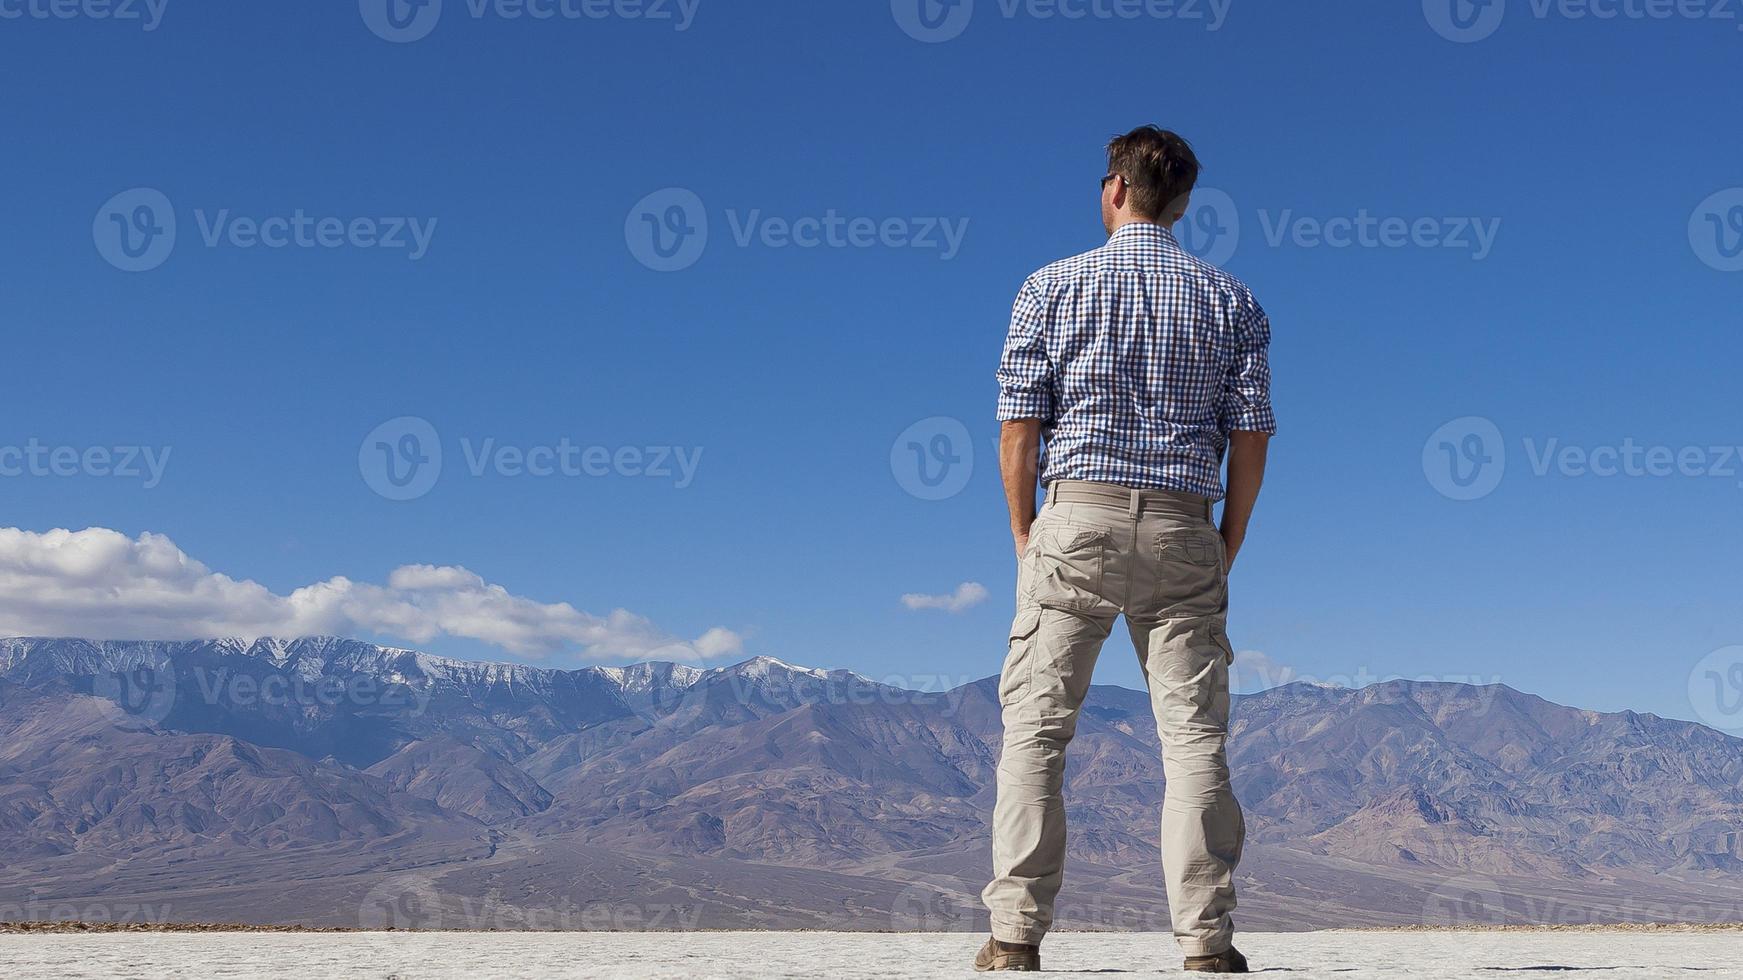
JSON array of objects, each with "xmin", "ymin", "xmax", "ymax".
[
  {"xmin": 1220, "ymin": 431, "xmax": 1269, "ymax": 575},
  {"xmin": 1001, "ymin": 420, "xmax": 1043, "ymax": 562}
]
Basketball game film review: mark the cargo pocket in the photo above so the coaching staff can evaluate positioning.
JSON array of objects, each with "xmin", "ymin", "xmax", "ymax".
[
  {"xmin": 1210, "ymin": 621, "xmax": 1235, "ymax": 666},
  {"xmin": 1027, "ymin": 522, "xmax": 1108, "ymax": 613},
  {"xmin": 998, "ymin": 607, "xmax": 1043, "ymax": 707}
]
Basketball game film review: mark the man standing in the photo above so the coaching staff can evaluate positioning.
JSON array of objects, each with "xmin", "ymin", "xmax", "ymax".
[{"xmin": 975, "ymin": 126, "xmax": 1273, "ymax": 974}]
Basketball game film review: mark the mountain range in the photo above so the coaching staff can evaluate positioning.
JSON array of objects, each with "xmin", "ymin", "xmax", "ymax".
[{"xmin": 2, "ymin": 636, "xmax": 1740, "ymax": 932}]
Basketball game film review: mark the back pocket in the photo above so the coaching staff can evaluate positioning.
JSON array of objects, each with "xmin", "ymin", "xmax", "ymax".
[
  {"xmin": 1153, "ymin": 528, "xmax": 1226, "ymax": 618},
  {"xmin": 1026, "ymin": 521, "xmax": 1108, "ymax": 613},
  {"xmin": 1156, "ymin": 529, "xmax": 1223, "ymax": 567}
]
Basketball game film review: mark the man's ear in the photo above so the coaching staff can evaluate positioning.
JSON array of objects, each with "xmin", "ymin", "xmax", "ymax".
[{"xmin": 1109, "ymin": 178, "xmax": 1129, "ymax": 212}]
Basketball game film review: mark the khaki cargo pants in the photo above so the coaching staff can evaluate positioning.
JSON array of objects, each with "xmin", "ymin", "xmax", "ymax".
[{"xmin": 981, "ymin": 480, "xmax": 1244, "ymax": 957}]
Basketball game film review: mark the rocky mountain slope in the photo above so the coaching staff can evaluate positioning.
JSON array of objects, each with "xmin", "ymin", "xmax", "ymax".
[{"xmin": 1, "ymin": 636, "xmax": 1738, "ymax": 930}]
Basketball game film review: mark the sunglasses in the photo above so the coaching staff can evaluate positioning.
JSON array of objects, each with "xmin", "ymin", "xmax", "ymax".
[{"xmin": 1101, "ymin": 173, "xmax": 1128, "ymax": 188}]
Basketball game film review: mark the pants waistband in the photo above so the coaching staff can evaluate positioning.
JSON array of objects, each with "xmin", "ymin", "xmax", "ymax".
[{"xmin": 1046, "ymin": 480, "xmax": 1215, "ymax": 523}]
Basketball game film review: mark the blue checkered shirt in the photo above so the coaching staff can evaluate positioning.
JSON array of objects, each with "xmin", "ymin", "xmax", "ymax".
[{"xmin": 996, "ymin": 222, "xmax": 1275, "ymax": 500}]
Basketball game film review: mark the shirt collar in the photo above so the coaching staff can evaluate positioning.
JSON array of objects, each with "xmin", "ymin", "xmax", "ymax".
[{"xmin": 1109, "ymin": 221, "xmax": 1178, "ymax": 245}]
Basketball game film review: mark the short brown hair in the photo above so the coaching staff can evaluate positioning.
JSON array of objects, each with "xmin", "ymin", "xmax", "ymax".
[{"xmin": 1106, "ymin": 126, "xmax": 1200, "ymax": 220}]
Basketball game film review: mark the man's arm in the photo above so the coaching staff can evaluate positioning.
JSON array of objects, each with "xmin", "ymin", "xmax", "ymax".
[
  {"xmin": 1001, "ymin": 419, "xmax": 1043, "ymax": 559},
  {"xmin": 1220, "ymin": 431, "xmax": 1269, "ymax": 572},
  {"xmin": 995, "ymin": 279, "xmax": 1054, "ymax": 560},
  {"xmin": 1217, "ymin": 290, "xmax": 1275, "ymax": 574}
]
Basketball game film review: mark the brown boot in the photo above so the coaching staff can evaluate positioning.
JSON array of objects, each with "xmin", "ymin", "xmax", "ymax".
[
  {"xmin": 973, "ymin": 937, "xmax": 1041, "ymax": 972},
  {"xmin": 1184, "ymin": 947, "xmax": 1249, "ymax": 973}
]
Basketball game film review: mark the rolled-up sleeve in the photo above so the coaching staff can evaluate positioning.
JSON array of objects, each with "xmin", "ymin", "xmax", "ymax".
[
  {"xmin": 995, "ymin": 280, "xmax": 1056, "ymax": 423},
  {"xmin": 1217, "ymin": 293, "xmax": 1276, "ymax": 434}
]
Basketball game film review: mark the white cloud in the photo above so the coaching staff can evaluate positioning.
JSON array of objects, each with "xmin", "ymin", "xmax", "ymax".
[
  {"xmin": 901, "ymin": 581, "xmax": 989, "ymax": 614},
  {"xmin": 1230, "ymin": 649, "xmax": 1303, "ymax": 693},
  {"xmin": 0, "ymin": 527, "xmax": 742, "ymax": 663}
]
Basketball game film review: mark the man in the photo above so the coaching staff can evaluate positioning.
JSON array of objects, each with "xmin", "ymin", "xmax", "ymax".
[{"xmin": 975, "ymin": 126, "xmax": 1274, "ymax": 974}]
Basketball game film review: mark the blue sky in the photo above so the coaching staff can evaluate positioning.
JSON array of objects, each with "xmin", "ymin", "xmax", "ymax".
[{"xmin": 2, "ymin": 0, "xmax": 1741, "ymax": 729}]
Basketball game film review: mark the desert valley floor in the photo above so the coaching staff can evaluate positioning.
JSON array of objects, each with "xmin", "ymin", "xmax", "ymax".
[{"xmin": 1, "ymin": 928, "xmax": 1738, "ymax": 979}]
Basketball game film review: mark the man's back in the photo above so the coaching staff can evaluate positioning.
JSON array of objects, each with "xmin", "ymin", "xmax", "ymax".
[{"xmin": 996, "ymin": 223, "xmax": 1274, "ymax": 500}]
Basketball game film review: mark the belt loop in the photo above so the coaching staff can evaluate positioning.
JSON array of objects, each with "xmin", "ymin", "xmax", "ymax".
[{"xmin": 1128, "ymin": 489, "xmax": 1140, "ymax": 520}]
